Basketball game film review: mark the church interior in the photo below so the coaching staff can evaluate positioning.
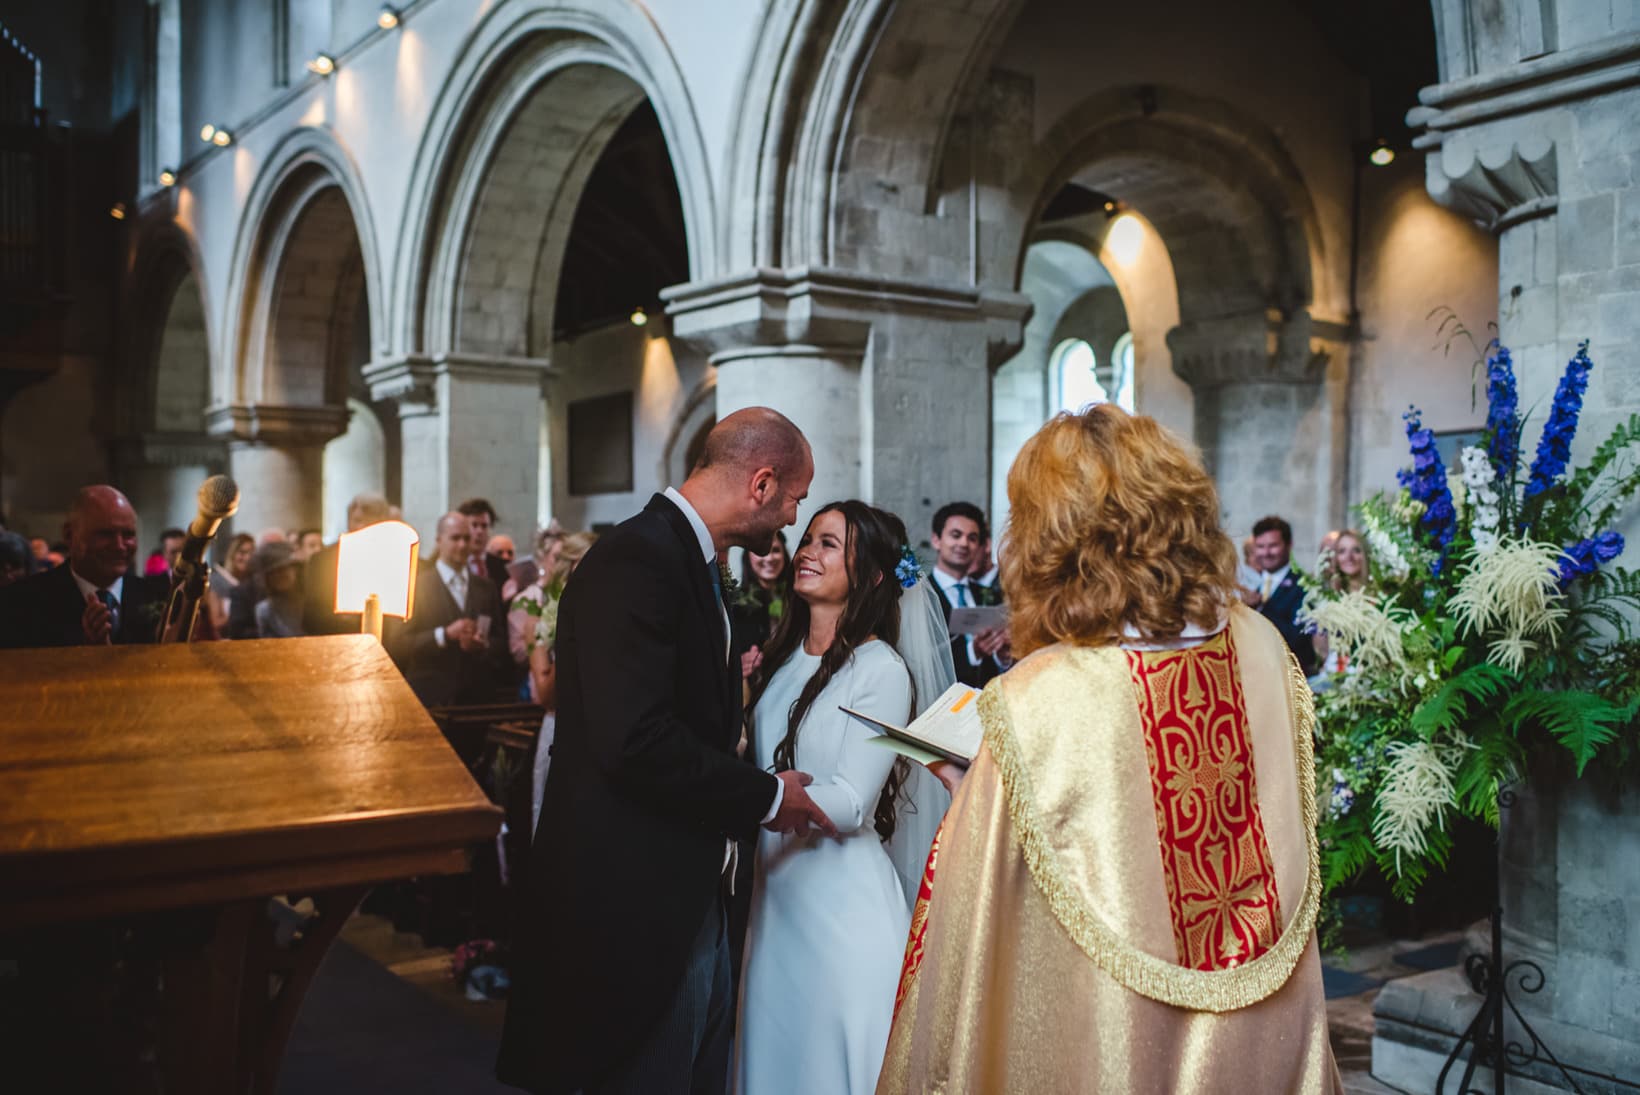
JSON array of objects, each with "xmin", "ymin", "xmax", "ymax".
[{"xmin": 2, "ymin": 0, "xmax": 1637, "ymax": 1091}]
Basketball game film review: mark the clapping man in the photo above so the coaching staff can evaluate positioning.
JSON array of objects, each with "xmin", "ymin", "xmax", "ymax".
[
  {"xmin": 388, "ymin": 512, "xmax": 509, "ymax": 708},
  {"xmin": 1251, "ymin": 514, "xmax": 1317, "ymax": 674}
]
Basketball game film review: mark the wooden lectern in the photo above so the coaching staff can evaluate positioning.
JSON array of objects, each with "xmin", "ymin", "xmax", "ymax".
[{"xmin": 0, "ymin": 634, "xmax": 502, "ymax": 1093}]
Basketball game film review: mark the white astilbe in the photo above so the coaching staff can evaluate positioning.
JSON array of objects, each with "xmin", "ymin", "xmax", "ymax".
[
  {"xmin": 1302, "ymin": 588, "xmax": 1414, "ymax": 682},
  {"xmin": 1446, "ymin": 538, "xmax": 1566, "ymax": 674},
  {"xmin": 1372, "ymin": 739, "xmax": 1465, "ymax": 871}
]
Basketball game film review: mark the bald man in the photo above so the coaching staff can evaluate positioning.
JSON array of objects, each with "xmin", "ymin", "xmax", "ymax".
[
  {"xmin": 386, "ymin": 511, "xmax": 509, "ymax": 709},
  {"xmin": 500, "ymin": 407, "xmax": 833, "ymax": 1095},
  {"xmin": 0, "ymin": 486, "xmax": 170, "ymax": 648}
]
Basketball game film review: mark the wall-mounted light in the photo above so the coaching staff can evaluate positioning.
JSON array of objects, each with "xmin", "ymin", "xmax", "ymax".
[
  {"xmin": 211, "ymin": 128, "xmax": 232, "ymax": 147},
  {"xmin": 629, "ymin": 306, "xmax": 649, "ymax": 328},
  {"xmin": 307, "ymin": 53, "xmax": 335, "ymax": 76},
  {"xmin": 1105, "ymin": 213, "xmax": 1145, "ymax": 266},
  {"xmin": 1368, "ymin": 139, "xmax": 1395, "ymax": 167},
  {"xmin": 1103, "ymin": 200, "xmax": 1116, "ymax": 214},
  {"xmin": 199, "ymin": 123, "xmax": 216, "ymax": 143},
  {"xmin": 377, "ymin": 5, "xmax": 400, "ymax": 29},
  {"xmin": 109, "ymin": 202, "xmax": 126, "ymax": 221},
  {"xmin": 158, "ymin": 168, "xmax": 177, "ymax": 187}
]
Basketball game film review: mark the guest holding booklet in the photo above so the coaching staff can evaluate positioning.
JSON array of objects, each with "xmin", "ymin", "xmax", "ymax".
[{"xmin": 878, "ymin": 404, "xmax": 1342, "ymax": 1094}]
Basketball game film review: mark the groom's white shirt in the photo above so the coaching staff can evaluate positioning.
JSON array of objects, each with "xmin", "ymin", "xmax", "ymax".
[{"xmin": 663, "ymin": 486, "xmax": 784, "ymax": 834}]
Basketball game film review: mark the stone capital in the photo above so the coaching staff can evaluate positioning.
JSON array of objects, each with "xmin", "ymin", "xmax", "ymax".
[
  {"xmin": 205, "ymin": 403, "xmax": 349, "ymax": 447},
  {"xmin": 1416, "ymin": 131, "xmax": 1558, "ymax": 232},
  {"xmin": 662, "ymin": 266, "xmax": 1031, "ymax": 368},
  {"xmin": 363, "ymin": 351, "xmax": 554, "ymax": 413},
  {"xmin": 113, "ymin": 431, "xmax": 228, "ymax": 469},
  {"xmin": 1167, "ymin": 308, "xmax": 1348, "ymax": 389}
]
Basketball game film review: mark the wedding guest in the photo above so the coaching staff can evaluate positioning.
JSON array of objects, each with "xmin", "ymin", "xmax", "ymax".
[
  {"xmin": 205, "ymin": 532, "xmax": 255, "ymax": 637},
  {"xmin": 252, "ymin": 541, "xmax": 306, "ymax": 638},
  {"xmin": 1252, "ymin": 514, "xmax": 1317, "ymax": 674},
  {"xmin": 880, "ymin": 405, "xmax": 1341, "ymax": 1093},
  {"xmin": 1237, "ymin": 533, "xmax": 1263, "ymax": 606},
  {"xmin": 1312, "ymin": 528, "xmax": 1369, "ymax": 677},
  {"xmin": 457, "ymin": 497, "xmax": 510, "ymax": 588},
  {"xmin": 509, "ymin": 531, "xmax": 596, "ymax": 673},
  {"xmin": 0, "ymin": 531, "xmax": 27, "ymax": 587},
  {"xmin": 732, "ymin": 531, "xmax": 791, "ymax": 680},
  {"xmin": 525, "ymin": 535, "xmax": 595, "ymax": 829},
  {"xmin": 503, "ymin": 522, "xmax": 562, "ymax": 604},
  {"xmin": 927, "ymin": 501, "xmax": 1008, "ymax": 687},
  {"xmin": 489, "ymin": 534, "xmax": 517, "ymax": 567},
  {"xmin": 389, "ymin": 512, "xmax": 510, "ymax": 708},
  {"xmin": 0, "ymin": 486, "xmax": 170, "ymax": 648},
  {"xmin": 144, "ymin": 527, "xmax": 185, "ymax": 577},
  {"xmin": 220, "ymin": 533, "xmax": 263, "ymax": 639},
  {"xmin": 294, "ymin": 528, "xmax": 323, "ymax": 562},
  {"xmin": 966, "ymin": 532, "xmax": 999, "ymax": 592}
]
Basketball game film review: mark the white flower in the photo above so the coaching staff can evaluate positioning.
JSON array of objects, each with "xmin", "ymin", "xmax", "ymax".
[
  {"xmin": 1302, "ymin": 588, "xmax": 1415, "ymax": 686},
  {"xmin": 1446, "ymin": 538, "xmax": 1566, "ymax": 674},
  {"xmin": 1472, "ymin": 528, "xmax": 1499, "ymax": 556},
  {"xmin": 1363, "ymin": 520, "xmax": 1411, "ymax": 580},
  {"xmin": 1459, "ymin": 445, "xmax": 1494, "ymax": 488},
  {"xmin": 1473, "ymin": 504, "xmax": 1500, "ymax": 529},
  {"xmin": 1373, "ymin": 739, "xmax": 1465, "ymax": 870}
]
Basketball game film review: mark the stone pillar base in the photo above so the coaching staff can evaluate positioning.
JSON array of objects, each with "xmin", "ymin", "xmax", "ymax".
[{"xmin": 1371, "ymin": 965, "xmax": 1640, "ymax": 1095}]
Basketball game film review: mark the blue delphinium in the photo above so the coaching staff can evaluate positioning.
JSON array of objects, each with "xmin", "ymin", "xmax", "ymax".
[
  {"xmin": 1484, "ymin": 343, "xmax": 1520, "ymax": 481},
  {"xmin": 1396, "ymin": 406, "xmax": 1456, "ymax": 567},
  {"xmin": 1557, "ymin": 530, "xmax": 1626, "ymax": 586},
  {"xmin": 1525, "ymin": 341, "xmax": 1593, "ymax": 500}
]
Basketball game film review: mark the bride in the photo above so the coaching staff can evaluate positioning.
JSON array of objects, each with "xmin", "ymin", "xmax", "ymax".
[{"xmin": 736, "ymin": 500, "xmax": 953, "ymax": 1095}]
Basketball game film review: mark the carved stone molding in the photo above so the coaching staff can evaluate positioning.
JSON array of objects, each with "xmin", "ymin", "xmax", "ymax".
[
  {"xmin": 1418, "ymin": 133, "xmax": 1558, "ymax": 232},
  {"xmin": 205, "ymin": 403, "xmax": 349, "ymax": 447},
  {"xmin": 1168, "ymin": 308, "xmax": 1348, "ymax": 389},
  {"xmin": 362, "ymin": 352, "xmax": 554, "ymax": 414},
  {"xmin": 662, "ymin": 265, "xmax": 1032, "ymax": 368},
  {"xmin": 113, "ymin": 431, "xmax": 228, "ymax": 470}
]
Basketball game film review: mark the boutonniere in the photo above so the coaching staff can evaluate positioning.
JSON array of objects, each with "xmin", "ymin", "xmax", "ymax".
[
  {"xmin": 972, "ymin": 582, "xmax": 1002, "ymax": 607},
  {"xmin": 718, "ymin": 561, "xmax": 740, "ymax": 599}
]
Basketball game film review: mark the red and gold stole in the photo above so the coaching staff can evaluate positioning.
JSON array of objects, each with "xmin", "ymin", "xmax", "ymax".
[
  {"xmin": 893, "ymin": 824, "xmax": 940, "ymax": 1016},
  {"xmin": 1126, "ymin": 631, "xmax": 1283, "ymax": 970}
]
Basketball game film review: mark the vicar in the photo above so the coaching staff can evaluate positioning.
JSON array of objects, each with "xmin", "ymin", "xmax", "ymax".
[
  {"xmin": 498, "ymin": 408, "xmax": 834, "ymax": 1094},
  {"xmin": 0, "ymin": 485, "xmax": 168, "ymax": 648}
]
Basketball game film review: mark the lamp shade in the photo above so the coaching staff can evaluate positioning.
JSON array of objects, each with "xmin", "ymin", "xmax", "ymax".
[{"xmin": 335, "ymin": 520, "xmax": 419, "ymax": 619}]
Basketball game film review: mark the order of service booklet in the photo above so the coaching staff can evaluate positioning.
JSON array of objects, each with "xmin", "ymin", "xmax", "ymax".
[{"xmin": 841, "ymin": 681, "xmax": 983, "ymax": 765}]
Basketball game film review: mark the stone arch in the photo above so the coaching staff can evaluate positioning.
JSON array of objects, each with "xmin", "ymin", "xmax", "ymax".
[
  {"xmin": 394, "ymin": 1, "xmax": 716, "ymax": 355},
  {"xmin": 221, "ymin": 126, "xmax": 382, "ymax": 410},
  {"xmin": 1013, "ymin": 87, "xmax": 1328, "ymax": 327},
  {"xmin": 726, "ymin": 0, "xmax": 1025, "ymax": 270},
  {"xmin": 661, "ymin": 373, "xmax": 717, "ymax": 487}
]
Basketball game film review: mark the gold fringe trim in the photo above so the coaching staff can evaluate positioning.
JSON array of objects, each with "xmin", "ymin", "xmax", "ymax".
[{"xmin": 979, "ymin": 647, "xmax": 1323, "ymax": 1014}]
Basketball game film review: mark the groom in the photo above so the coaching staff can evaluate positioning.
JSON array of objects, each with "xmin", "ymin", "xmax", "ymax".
[{"xmin": 498, "ymin": 407, "xmax": 835, "ymax": 1094}]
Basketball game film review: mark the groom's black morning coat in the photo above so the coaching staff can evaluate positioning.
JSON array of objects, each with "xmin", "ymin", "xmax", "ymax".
[{"xmin": 498, "ymin": 494, "xmax": 777, "ymax": 1093}]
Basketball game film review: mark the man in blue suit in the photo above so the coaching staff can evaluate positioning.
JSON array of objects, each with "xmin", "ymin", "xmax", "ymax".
[{"xmin": 1250, "ymin": 514, "xmax": 1316, "ymax": 675}]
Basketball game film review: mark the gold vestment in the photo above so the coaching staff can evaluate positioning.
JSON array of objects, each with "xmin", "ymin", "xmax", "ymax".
[{"xmin": 878, "ymin": 604, "xmax": 1342, "ymax": 1094}]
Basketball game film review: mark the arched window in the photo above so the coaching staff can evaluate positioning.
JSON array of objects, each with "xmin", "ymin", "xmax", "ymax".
[
  {"xmin": 1051, "ymin": 338, "xmax": 1105, "ymax": 413},
  {"xmin": 1112, "ymin": 331, "xmax": 1136, "ymax": 412}
]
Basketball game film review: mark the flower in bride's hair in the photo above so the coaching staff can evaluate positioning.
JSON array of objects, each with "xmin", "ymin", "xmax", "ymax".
[{"xmin": 894, "ymin": 545, "xmax": 923, "ymax": 589}]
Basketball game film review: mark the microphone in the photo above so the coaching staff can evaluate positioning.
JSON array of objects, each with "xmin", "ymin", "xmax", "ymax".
[{"xmin": 178, "ymin": 474, "xmax": 240, "ymax": 569}]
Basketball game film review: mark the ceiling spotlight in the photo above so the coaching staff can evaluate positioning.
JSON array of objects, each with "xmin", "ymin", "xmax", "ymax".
[
  {"xmin": 629, "ymin": 307, "xmax": 649, "ymax": 328},
  {"xmin": 307, "ymin": 53, "xmax": 335, "ymax": 76},
  {"xmin": 1368, "ymin": 139, "xmax": 1395, "ymax": 167},
  {"xmin": 158, "ymin": 168, "xmax": 177, "ymax": 187},
  {"xmin": 109, "ymin": 202, "xmax": 126, "ymax": 221},
  {"xmin": 377, "ymin": 5, "xmax": 400, "ymax": 29},
  {"xmin": 212, "ymin": 128, "xmax": 232, "ymax": 147},
  {"xmin": 199, "ymin": 123, "xmax": 216, "ymax": 142}
]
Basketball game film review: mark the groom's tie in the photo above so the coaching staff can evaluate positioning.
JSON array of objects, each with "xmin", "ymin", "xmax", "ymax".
[{"xmin": 706, "ymin": 559, "xmax": 728, "ymax": 664}]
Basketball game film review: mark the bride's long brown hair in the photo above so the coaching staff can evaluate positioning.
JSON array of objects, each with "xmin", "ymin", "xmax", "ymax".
[{"xmin": 746, "ymin": 501, "xmax": 912, "ymax": 841}]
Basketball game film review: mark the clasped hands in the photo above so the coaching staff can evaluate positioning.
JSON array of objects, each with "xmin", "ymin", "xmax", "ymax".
[
  {"xmin": 764, "ymin": 770, "xmax": 837, "ymax": 837},
  {"xmin": 443, "ymin": 617, "xmax": 488, "ymax": 652},
  {"xmin": 973, "ymin": 625, "xmax": 1009, "ymax": 661},
  {"xmin": 80, "ymin": 593, "xmax": 114, "ymax": 644}
]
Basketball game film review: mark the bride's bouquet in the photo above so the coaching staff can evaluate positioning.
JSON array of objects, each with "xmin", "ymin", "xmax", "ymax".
[{"xmin": 1304, "ymin": 334, "xmax": 1640, "ymax": 902}]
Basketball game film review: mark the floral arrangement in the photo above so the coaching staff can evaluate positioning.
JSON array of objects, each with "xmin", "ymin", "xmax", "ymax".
[
  {"xmin": 1305, "ymin": 336, "xmax": 1640, "ymax": 901},
  {"xmin": 515, "ymin": 576, "xmax": 564, "ymax": 652}
]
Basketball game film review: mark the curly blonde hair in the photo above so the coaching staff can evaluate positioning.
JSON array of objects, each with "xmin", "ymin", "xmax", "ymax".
[{"xmin": 1002, "ymin": 404, "xmax": 1237, "ymax": 656}]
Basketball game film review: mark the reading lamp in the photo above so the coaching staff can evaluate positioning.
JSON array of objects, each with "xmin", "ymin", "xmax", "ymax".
[{"xmin": 335, "ymin": 520, "xmax": 419, "ymax": 641}]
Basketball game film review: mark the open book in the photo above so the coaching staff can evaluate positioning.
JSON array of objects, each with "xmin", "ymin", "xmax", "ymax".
[{"xmin": 841, "ymin": 681, "xmax": 983, "ymax": 765}]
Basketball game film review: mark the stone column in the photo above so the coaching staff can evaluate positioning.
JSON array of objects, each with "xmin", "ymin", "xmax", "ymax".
[
  {"xmin": 206, "ymin": 404, "xmax": 346, "ymax": 535},
  {"xmin": 364, "ymin": 353, "xmax": 551, "ymax": 545},
  {"xmin": 1372, "ymin": 21, "xmax": 1640, "ymax": 1092},
  {"xmin": 663, "ymin": 268, "xmax": 1029, "ymax": 544},
  {"xmin": 112, "ymin": 432, "xmax": 228, "ymax": 548},
  {"xmin": 1167, "ymin": 307, "xmax": 1350, "ymax": 549}
]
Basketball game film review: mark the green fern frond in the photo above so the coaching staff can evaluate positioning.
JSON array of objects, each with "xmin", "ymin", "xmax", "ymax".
[
  {"xmin": 1502, "ymin": 689, "xmax": 1637, "ymax": 775},
  {"xmin": 1410, "ymin": 663, "xmax": 1514, "ymax": 739}
]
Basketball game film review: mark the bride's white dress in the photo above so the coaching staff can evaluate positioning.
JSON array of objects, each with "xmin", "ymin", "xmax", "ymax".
[{"xmin": 737, "ymin": 640, "xmax": 914, "ymax": 1095}]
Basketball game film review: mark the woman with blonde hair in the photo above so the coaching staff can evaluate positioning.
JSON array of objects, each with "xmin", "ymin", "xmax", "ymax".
[
  {"xmin": 1313, "ymin": 528, "xmax": 1369, "ymax": 679},
  {"xmin": 879, "ymin": 404, "xmax": 1340, "ymax": 1094}
]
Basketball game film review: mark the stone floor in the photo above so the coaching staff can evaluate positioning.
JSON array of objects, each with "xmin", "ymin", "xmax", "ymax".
[{"xmin": 317, "ymin": 913, "xmax": 1467, "ymax": 1093}]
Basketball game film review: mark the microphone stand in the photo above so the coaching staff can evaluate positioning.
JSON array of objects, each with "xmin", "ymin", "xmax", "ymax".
[{"xmin": 158, "ymin": 552, "xmax": 211, "ymax": 644}]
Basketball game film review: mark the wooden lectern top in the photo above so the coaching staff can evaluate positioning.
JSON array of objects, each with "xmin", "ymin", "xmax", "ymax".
[{"xmin": 0, "ymin": 634, "xmax": 501, "ymax": 931}]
